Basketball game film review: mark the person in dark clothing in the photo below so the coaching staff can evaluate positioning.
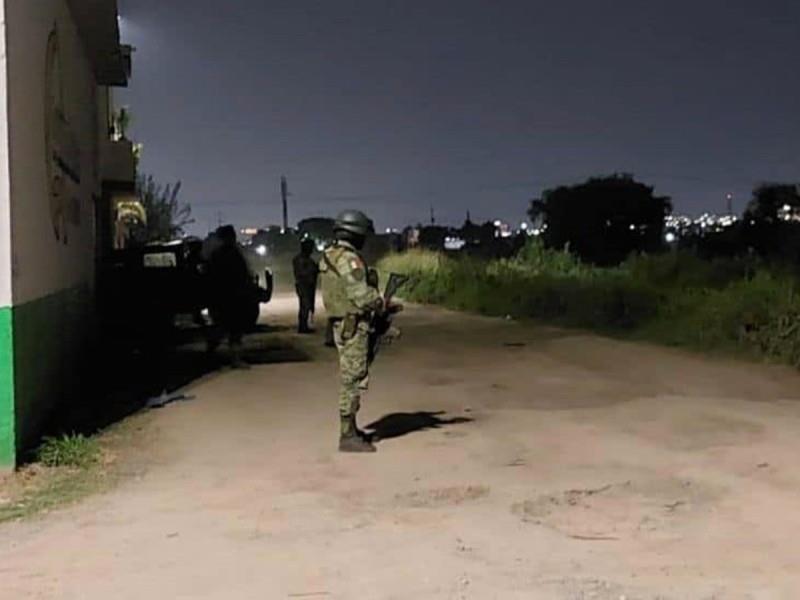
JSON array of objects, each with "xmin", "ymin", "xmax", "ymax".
[
  {"xmin": 324, "ymin": 318, "xmax": 336, "ymax": 347},
  {"xmin": 207, "ymin": 225, "xmax": 253, "ymax": 368},
  {"xmin": 293, "ymin": 238, "xmax": 319, "ymax": 333},
  {"xmin": 185, "ymin": 239, "xmax": 207, "ymax": 326}
]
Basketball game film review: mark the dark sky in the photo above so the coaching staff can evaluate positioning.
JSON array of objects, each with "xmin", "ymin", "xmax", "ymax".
[{"xmin": 117, "ymin": 0, "xmax": 800, "ymax": 234}]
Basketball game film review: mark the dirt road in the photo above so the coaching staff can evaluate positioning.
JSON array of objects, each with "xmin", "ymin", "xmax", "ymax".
[{"xmin": 3, "ymin": 295, "xmax": 800, "ymax": 599}]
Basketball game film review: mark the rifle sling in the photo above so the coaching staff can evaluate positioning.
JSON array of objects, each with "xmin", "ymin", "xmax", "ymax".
[{"xmin": 322, "ymin": 251, "xmax": 342, "ymax": 278}]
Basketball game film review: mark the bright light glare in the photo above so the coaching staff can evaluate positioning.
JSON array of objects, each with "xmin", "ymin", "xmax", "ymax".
[{"xmin": 255, "ymin": 245, "xmax": 267, "ymax": 256}]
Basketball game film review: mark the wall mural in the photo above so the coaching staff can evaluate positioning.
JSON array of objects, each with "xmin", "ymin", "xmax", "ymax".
[{"xmin": 45, "ymin": 28, "xmax": 81, "ymax": 245}]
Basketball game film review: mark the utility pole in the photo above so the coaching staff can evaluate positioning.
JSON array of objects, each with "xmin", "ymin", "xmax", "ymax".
[
  {"xmin": 430, "ymin": 204, "xmax": 436, "ymax": 225},
  {"xmin": 281, "ymin": 176, "xmax": 289, "ymax": 232},
  {"xmin": 726, "ymin": 193, "xmax": 733, "ymax": 216}
]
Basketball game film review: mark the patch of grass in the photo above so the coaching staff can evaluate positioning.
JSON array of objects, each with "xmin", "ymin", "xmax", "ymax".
[
  {"xmin": 37, "ymin": 433, "xmax": 100, "ymax": 468},
  {"xmin": 0, "ymin": 416, "xmax": 152, "ymax": 524}
]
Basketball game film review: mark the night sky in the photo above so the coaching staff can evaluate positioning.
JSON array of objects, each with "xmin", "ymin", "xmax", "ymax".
[{"xmin": 117, "ymin": 0, "xmax": 800, "ymax": 234}]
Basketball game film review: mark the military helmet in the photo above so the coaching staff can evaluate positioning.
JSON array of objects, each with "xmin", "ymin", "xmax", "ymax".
[{"xmin": 334, "ymin": 210, "xmax": 374, "ymax": 237}]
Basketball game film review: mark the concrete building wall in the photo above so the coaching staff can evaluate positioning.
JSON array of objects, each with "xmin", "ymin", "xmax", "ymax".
[
  {"xmin": 0, "ymin": 0, "xmax": 118, "ymax": 465},
  {"xmin": 6, "ymin": 0, "xmax": 101, "ymax": 304},
  {"xmin": 0, "ymin": 0, "xmax": 16, "ymax": 466}
]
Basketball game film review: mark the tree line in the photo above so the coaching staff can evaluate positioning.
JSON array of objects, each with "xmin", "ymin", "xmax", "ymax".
[{"xmin": 528, "ymin": 174, "xmax": 800, "ymax": 266}]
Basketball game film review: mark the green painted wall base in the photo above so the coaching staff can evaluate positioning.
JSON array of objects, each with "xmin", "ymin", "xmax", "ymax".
[
  {"xmin": 13, "ymin": 286, "xmax": 93, "ymax": 460},
  {"xmin": 0, "ymin": 286, "xmax": 93, "ymax": 467},
  {"xmin": 0, "ymin": 307, "xmax": 15, "ymax": 468}
]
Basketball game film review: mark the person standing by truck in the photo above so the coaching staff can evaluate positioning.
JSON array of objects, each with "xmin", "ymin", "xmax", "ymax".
[
  {"xmin": 292, "ymin": 238, "xmax": 319, "ymax": 333},
  {"xmin": 207, "ymin": 225, "xmax": 253, "ymax": 368}
]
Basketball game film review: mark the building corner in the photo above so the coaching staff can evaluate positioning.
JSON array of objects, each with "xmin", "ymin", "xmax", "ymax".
[{"xmin": 0, "ymin": 0, "xmax": 16, "ymax": 469}]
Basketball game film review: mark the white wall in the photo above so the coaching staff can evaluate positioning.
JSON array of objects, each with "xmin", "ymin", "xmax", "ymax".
[
  {"xmin": 5, "ymin": 0, "xmax": 103, "ymax": 305},
  {"xmin": 0, "ymin": 0, "xmax": 11, "ymax": 309}
]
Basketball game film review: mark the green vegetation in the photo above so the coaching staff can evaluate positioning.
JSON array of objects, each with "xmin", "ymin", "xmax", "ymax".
[
  {"xmin": 380, "ymin": 241, "xmax": 800, "ymax": 367},
  {"xmin": 37, "ymin": 433, "xmax": 100, "ymax": 468},
  {"xmin": 0, "ymin": 434, "xmax": 104, "ymax": 523},
  {"xmin": 0, "ymin": 417, "xmax": 151, "ymax": 524}
]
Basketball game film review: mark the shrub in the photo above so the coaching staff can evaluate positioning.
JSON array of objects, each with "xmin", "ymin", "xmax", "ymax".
[
  {"xmin": 37, "ymin": 433, "xmax": 100, "ymax": 469},
  {"xmin": 379, "ymin": 243, "xmax": 800, "ymax": 368}
]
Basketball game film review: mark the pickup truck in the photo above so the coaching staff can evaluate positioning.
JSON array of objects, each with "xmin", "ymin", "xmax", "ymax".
[{"xmin": 99, "ymin": 239, "xmax": 273, "ymax": 342}]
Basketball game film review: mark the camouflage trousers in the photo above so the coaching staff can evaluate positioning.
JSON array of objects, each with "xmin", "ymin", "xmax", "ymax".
[{"xmin": 333, "ymin": 320, "xmax": 371, "ymax": 417}]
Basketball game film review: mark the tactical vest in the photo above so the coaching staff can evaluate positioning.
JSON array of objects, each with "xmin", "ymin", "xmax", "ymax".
[{"xmin": 320, "ymin": 244, "xmax": 357, "ymax": 318}]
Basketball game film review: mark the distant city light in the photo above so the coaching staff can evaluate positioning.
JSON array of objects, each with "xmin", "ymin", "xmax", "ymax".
[
  {"xmin": 444, "ymin": 236, "xmax": 466, "ymax": 250},
  {"xmin": 665, "ymin": 232, "xmax": 677, "ymax": 243},
  {"xmin": 255, "ymin": 245, "xmax": 267, "ymax": 256},
  {"xmin": 665, "ymin": 212, "xmax": 739, "ymax": 235}
]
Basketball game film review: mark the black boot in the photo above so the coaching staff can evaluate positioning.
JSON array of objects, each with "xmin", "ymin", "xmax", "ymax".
[
  {"xmin": 339, "ymin": 416, "xmax": 376, "ymax": 453},
  {"xmin": 353, "ymin": 416, "xmax": 376, "ymax": 443}
]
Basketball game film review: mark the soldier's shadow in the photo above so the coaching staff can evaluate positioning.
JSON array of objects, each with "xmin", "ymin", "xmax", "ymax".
[{"xmin": 364, "ymin": 411, "xmax": 473, "ymax": 441}]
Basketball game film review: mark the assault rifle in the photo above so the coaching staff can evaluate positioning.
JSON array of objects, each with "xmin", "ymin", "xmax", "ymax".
[{"xmin": 368, "ymin": 272, "xmax": 410, "ymax": 363}]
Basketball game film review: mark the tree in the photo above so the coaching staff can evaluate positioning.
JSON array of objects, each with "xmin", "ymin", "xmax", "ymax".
[
  {"xmin": 128, "ymin": 174, "xmax": 193, "ymax": 245},
  {"xmin": 529, "ymin": 174, "xmax": 672, "ymax": 265},
  {"xmin": 111, "ymin": 106, "xmax": 132, "ymax": 141},
  {"xmin": 742, "ymin": 183, "xmax": 800, "ymax": 261},
  {"xmin": 418, "ymin": 225, "xmax": 450, "ymax": 250},
  {"xmin": 460, "ymin": 218, "xmax": 495, "ymax": 246},
  {"xmin": 744, "ymin": 183, "xmax": 800, "ymax": 224}
]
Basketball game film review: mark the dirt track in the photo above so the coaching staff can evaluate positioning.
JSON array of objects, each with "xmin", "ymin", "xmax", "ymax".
[{"xmin": 3, "ymin": 294, "xmax": 800, "ymax": 599}]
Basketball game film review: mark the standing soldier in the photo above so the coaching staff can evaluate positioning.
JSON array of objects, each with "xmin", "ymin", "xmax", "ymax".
[
  {"xmin": 320, "ymin": 210, "xmax": 389, "ymax": 453},
  {"xmin": 292, "ymin": 238, "xmax": 319, "ymax": 333},
  {"xmin": 207, "ymin": 225, "xmax": 253, "ymax": 369}
]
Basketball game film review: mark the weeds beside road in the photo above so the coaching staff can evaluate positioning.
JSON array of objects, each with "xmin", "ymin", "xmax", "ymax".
[
  {"xmin": 380, "ymin": 242, "xmax": 800, "ymax": 367},
  {"xmin": 0, "ymin": 416, "xmax": 152, "ymax": 524}
]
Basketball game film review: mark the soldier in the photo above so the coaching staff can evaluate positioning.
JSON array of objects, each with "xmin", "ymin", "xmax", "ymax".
[
  {"xmin": 320, "ymin": 210, "xmax": 394, "ymax": 452},
  {"xmin": 207, "ymin": 224, "xmax": 253, "ymax": 369},
  {"xmin": 292, "ymin": 238, "xmax": 319, "ymax": 333}
]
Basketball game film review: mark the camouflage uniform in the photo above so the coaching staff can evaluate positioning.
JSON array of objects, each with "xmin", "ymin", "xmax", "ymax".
[{"xmin": 320, "ymin": 240, "xmax": 382, "ymax": 420}]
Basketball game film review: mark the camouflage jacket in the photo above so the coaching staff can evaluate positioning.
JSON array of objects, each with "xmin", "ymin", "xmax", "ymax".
[{"xmin": 320, "ymin": 241, "xmax": 382, "ymax": 318}]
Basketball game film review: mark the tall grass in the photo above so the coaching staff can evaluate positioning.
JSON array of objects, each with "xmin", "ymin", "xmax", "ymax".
[{"xmin": 380, "ymin": 241, "xmax": 800, "ymax": 366}]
